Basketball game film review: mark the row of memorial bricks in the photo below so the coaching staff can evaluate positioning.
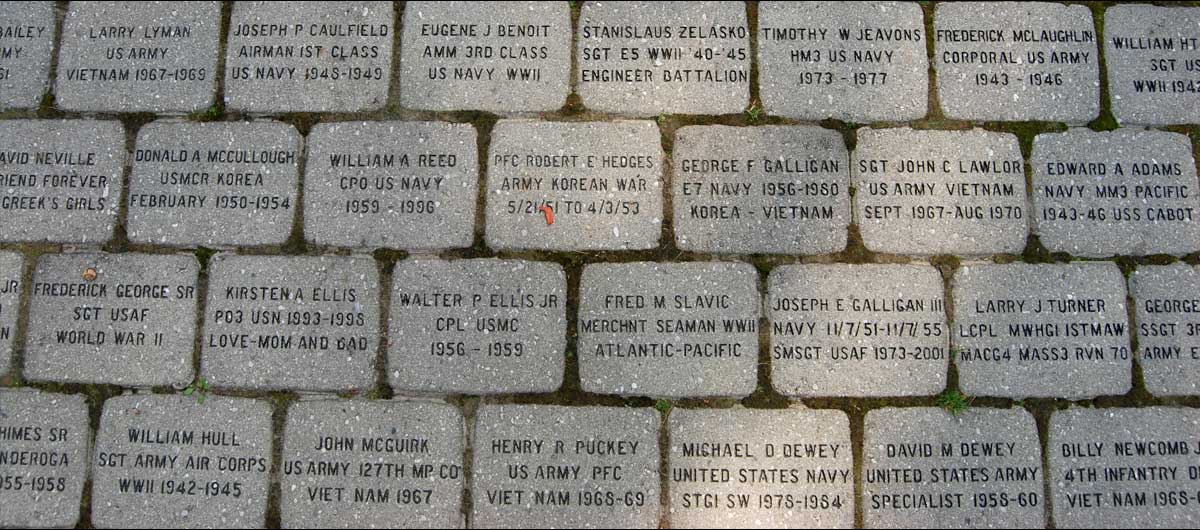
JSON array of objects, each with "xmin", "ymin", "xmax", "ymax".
[{"xmin": 1, "ymin": 1, "xmax": 1199, "ymax": 529}]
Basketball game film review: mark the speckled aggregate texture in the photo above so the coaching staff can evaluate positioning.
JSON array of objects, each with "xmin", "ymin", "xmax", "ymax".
[
  {"xmin": 485, "ymin": 120, "xmax": 663, "ymax": 251},
  {"xmin": 0, "ymin": 120, "xmax": 125, "ymax": 244},
  {"xmin": 1049, "ymin": 407, "xmax": 1200, "ymax": 529},
  {"xmin": 952, "ymin": 262, "xmax": 1132, "ymax": 399},
  {"xmin": 90, "ymin": 394, "xmax": 273, "ymax": 529},
  {"xmin": 672, "ymin": 125, "xmax": 850, "ymax": 254},
  {"xmin": 0, "ymin": 2, "xmax": 1195, "ymax": 528},
  {"xmin": 668, "ymin": 407, "xmax": 854, "ymax": 528},
  {"xmin": 303, "ymin": 121, "xmax": 477, "ymax": 250},
  {"xmin": 201, "ymin": 254, "xmax": 379, "ymax": 392},
  {"xmin": 852, "ymin": 128, "xmax": 1028, "ymax": 256},
  {"xmin": 1105, "ymin": 5, "xmax": 1200, "ymax": 125},
  {"xmin": 934, "ymin": 2, "xmax": 1100, "ymax": 123},
  {"xmin": 863, "ymin": 408, "xmax": 1045, "ymax": 528},
  {"xmin": 577, "ymin": 261, "xmax": 759, "ymax": 398},
  {"xmin": 0, "ymin": 251, "xmax": 22, "ymax": 378},
  {"xmin": 224, "ymin": 1, "xmax": 393, "ymax": 112},
  {"xmin": 471, "ymin": 404, "xmax": 660, "ymax": 529},
  {"xmin": 280, "ymin": 399, "xmax": 464, "ymax": 529},
  {"xmin": 576, "ymin": 1, "xmax": 750, "ymax": 115},
  {"xmin": 55, "ymin": 2, "xmax": 220, "ymax": 113},
  {"xmin": 758, "ymin": 1, "xmax": 928, "ymax": 121},
  {"xmin": 1031, "ymin": 128, "xmax": 1200, "ymax": 257},
  {"xmin": 0, "ymin": 1, "xmax": 55, "ymax": 110},
  {"xmin": 400, "ymin": 1, "xmax": 570, "ymax": 112},
  {"xmin": 24, "ymin": 252, "xmax": 199, "ymax": 387},
  {"xmin": 128, "ymin": 120, "xmax": 301, "ymax": 247},
  {"xmin": 0, "ymin": 389, "xmax": 89, "ymax": 529},
  {"xmin": 388, "ymin": 258, "xmax": 565, "ymax": 394},
  {"xmin": 769, "ymin": 264, "xmax": 948, "ymax": 397},
  {"xmin": 1130, "ymin": 264, "xmax": 1200, "ymax": 396}
]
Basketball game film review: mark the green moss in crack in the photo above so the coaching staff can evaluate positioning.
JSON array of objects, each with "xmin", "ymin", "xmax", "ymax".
[
  {"xmin": 38, "ymin": 91, "xmax": 55, "ymax": 111},
  {"xmin": 194, "ymin": 246, "xmax": 217, "ymax": 271},
  {"xmin": 654, "ymin": 399, "xmax": 673, "ymax": 414},
  {"xmin": 188, "ymin": 103, "xmax": 224, "ymax": 122},
  {"xmin": 1088, "ymin": 113, "xmax": 1119, "ymax": 132}
]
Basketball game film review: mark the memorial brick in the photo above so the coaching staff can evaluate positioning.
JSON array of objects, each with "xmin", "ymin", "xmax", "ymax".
[
  {"xmin": 1049, "ymin": 407, "xmax": 1200, "ymax": 528},
  {"xmin": 1105, "ymin": 6, "xmax": 1200, "ymax": 125},
  {"xmin": 0, "ymin": 251, "xmax": 22, "ymax": 378},
  {"xmin": 1032, "ymin": 129, "xmax": 1199, "ymax": 257},
  {"xmin": 577, "ymin": 262, "xmax": 759, "ymax": 398},
  {"xmin": 0, "ymin": 120, "xmax": 124, "ymax": 244},
  {"xmin": 55, "ymin": 1, "xmax": 220, "ymax": 113},
  {"xmin": 471, "ymin": 404, "xmax": 660, "ymax": 529},
  {"xmin": 399, "ymin": 1, "xmax": 570, "ymax": 112},
  {"xmin": 225, "ymin": 1, "xmax": 393, "ymax": 113},
  {"xmin": 863, "ymin": 407, "xmax": 1045, "ymax": 528},
  {"xmin": 388, "ymin": 258, "xmax": 565, "ymax": 395},
  {"xmin": 952, "ymin": 263, "xmax": 1131, "ymax": 399},
  {"xmin": 1130, "ymin": 264, "xmax": 1200, "ymax": 396},
  {"xmin": 668, "ymin": 408, "xmax": 853, "ymax": 529},
  {"xmin": 91, "ymin": 394, "xmax": 273, "ymax": 529},
  {"xmin": 576, "ymin": 1, "xmax": 750, "ymax": 115},
  {"xmin": 280, "ymin": 399, "xmax": 464, "ymax": 529},
  {"xmin": 25, "ymin": 253, "xmax": 199, "ymax": 387},
  {"xmin": 201, "ymin": 254, "xmax": 379, "ymax": 392},
  {"xmin": 758, "ymin": 1, "xmax": 928, "ymax": 121},
  {"xmin": 672, "ymin": 125, "xmax": 850, "ymax": 254},
  {"xmin": 0, "ymin": 389, "xmax": 89, "ymax": 529},
  {"xmin": 934, "ymin": 2, "xmax": 1100, "ymax": 123},
  {"xmin": 485, "ymin": 120, "xmax": 663, "ymax": 251},
  {"xmin": 853, "ymin": 128, "xmax": 1027, "ymax": 256},
  {"xmin": 0, "ymin": 2, "xmax": 54, "ymax": 110},
  {"xmin": 128, "ymin": 120, "xmax": 301, "ymax": 247},
  {"xmin": 769, "ymin": 264, "xmax": 948, "ymax": 397},
  {"xmin": 304, "ymin": 121, "xmax": 477, "ymax": 250}
]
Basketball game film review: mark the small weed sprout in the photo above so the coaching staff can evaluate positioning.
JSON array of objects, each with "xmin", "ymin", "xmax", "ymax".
[
  {"xmin": 183, "ymin": 378, "xmax": 211, "ymax": 405},
  {"xmin": 936, "ymin": 389, "xmax": 972, "ymax": 416},
  {"xmin": 654, "ymin": 399, "xmax": 672, "ymax": 414},
  {"xmin": 949, "ymin": 344, "xmax": 965, "ymax": 359},
  {"xmin": 745, "ymin": 102, "xmax": 764, "ymax": 123}
]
